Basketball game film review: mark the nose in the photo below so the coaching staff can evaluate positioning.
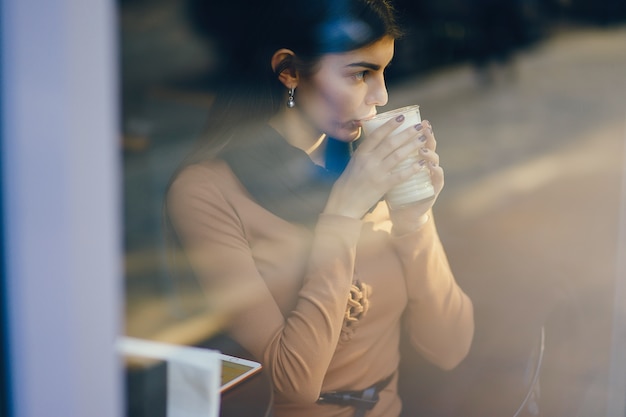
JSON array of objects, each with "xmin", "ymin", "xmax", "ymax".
[{"xmin": 365, "ymin": 74, "xmax": 388, "ymax": 107}]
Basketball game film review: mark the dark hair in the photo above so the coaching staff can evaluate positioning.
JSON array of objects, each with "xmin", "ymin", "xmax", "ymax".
[{"xmin": 183, "ymin": 0, "xmax": 402, "ymax": 161}]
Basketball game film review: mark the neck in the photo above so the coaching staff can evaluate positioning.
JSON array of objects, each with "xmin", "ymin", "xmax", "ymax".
[{"xmin": 269, "ymin": 108, "xmax": 327, "ymax": 167}]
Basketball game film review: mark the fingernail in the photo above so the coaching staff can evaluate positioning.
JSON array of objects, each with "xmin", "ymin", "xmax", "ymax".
[
  {"xmin": 418, "ymin": 135, "xmax": 427, "ymax": 142},
  {"xmin": 414, "ymin": 123, "xmax": 423, "ymax": 131},
  {"xmin": 395, "ymin": 114, "xmax": 405, "ymax": 122},
  {"xmin": 419, "ymin": 159, "xmax": 427, "ymax": 166}
]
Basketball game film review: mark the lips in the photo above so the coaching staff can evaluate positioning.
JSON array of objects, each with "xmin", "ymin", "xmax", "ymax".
[
  {"xmin": 355, "ymin": 112, "xmax": 378, "ymax": 126},
  {"xmin": 344, "ymin": 120, "xmax": 361, "ymax": 129}
]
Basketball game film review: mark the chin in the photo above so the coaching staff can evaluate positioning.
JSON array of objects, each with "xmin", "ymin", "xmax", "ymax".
[{"xmin": 332, "ymin": 126, "xmax": 362, "ymax": 143}]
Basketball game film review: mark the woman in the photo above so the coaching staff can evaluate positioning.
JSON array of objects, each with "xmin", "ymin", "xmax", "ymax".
[{"xmin": 166, "ymin": 0, "xmax": 474, "ymax": 416}]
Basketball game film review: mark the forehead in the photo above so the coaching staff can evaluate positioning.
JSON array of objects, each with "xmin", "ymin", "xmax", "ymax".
[{"xmin": 318, "ymin": 36, "xmax": 395, "ymax": 69}]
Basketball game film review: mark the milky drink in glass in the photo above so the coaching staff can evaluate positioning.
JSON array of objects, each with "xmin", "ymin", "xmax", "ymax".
[{"xmin": 361, "ymin": 105, "xmax": 435, "ymax": 209}]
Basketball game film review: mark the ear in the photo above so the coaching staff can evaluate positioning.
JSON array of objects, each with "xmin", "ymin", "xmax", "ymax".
[{"xmin": 271, "ymin": 49, "xmax": 298, "ymax": 89}]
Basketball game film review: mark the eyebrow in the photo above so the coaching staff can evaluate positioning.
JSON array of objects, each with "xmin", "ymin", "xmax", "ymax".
[{"xmin": 345, "ymin": 62, "xmax": 382, "ymax": 71}]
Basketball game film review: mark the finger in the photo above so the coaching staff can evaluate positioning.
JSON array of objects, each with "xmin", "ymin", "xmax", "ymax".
[
  {"xmin": 420, "ymin": 120, "xmax": 437, "ymax": 151},
  {"xmin": 417, "ymin": 147, "xmax": 440, "ymax": 167},
  {"xmin": 376, "ymin": 126, "xmax": 435, "ymax": 177},
  {"xmin": 429, "ymin": 162, "xmax": 445, "ymax": 194},
  {"xmin": 385, "ymin": 157, "xmax": 423, "ymax": 185},
  {"xmin": 358, "ymin": 114, "xmax": 409, "ymax": 152},
  {"xmin": 372, "ymin": 122, "xmax": 424, "ymax": 163},
  {"xmin": 378, "ymin": 132, "xmax": 424, "ymax": 172}
]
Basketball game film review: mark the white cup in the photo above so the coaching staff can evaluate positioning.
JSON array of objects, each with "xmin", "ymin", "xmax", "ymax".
[{"xmin": 361, "ymin": 105, "xmax": 435, "ymax": 209}]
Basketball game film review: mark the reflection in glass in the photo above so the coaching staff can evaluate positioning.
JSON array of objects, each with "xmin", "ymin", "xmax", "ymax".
[{"xmin": 120, "ymin": 0, "xmax": 626, "ymax": 415}]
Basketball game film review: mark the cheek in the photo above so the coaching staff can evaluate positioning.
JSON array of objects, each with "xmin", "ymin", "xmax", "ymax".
[{"xmin": 318, "ymin": 84, "xmax": 361, "ymax": 118}]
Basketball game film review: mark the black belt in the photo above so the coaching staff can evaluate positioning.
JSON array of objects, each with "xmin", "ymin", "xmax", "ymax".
[{"xmin": 317, "ymin": 373, "xmax": 394, "ymax": 417}]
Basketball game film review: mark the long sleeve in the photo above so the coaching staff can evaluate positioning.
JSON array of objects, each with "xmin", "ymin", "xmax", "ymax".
[
  {"xmin": 166, "ymin": 163, "xmax": 363, "ymax": 403},
  {"xmin": 391, "ymin": 214, "xmax": 474, "ymax": 370}
]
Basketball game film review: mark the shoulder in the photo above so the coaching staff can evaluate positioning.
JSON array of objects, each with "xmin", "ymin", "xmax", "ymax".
[
  {"xmin": 167, "ymin": 159, "xmax": 245, "ymax": 211},
  {"xmin": 170, "ymin": 160, "xmax": 235, "ymax": 195}
]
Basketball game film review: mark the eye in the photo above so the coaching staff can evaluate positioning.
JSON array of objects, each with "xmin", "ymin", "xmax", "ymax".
[{"xmin": 352, "ymin": 71, "xmax": 367, "ymax": 81}]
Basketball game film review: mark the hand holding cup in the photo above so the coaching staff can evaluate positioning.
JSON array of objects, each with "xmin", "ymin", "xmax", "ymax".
[{"xmin": 360, "ymin": 105, "xmax": 436, "ymax": 209}]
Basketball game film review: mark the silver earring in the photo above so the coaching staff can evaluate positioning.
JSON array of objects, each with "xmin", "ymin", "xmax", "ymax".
[{"xmin": 287, "ymin": 88, "xmax": 295, "ymax": 108}]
